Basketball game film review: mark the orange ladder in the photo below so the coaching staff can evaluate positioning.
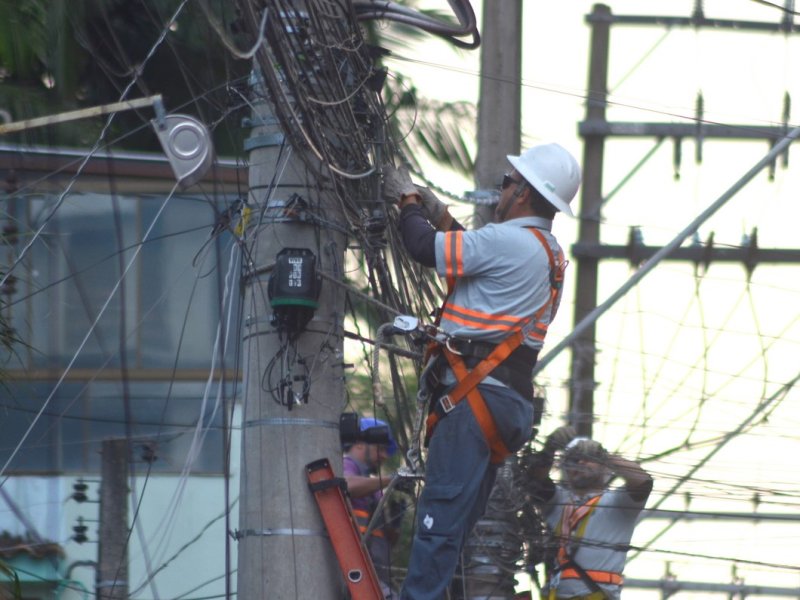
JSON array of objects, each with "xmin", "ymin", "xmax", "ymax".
[{"xmin": 306, "ymin": 458, "xmax": 385, "ymax": 600}]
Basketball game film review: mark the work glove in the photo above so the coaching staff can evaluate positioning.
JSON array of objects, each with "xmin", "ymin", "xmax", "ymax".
[
  {"xmin": 415, "ymin": 185, "xmax": 449, "ymax": 227},
  {"xmin": 382, "ymin": 164, "xmax": 417, "ymax": 203},
  {"xmin": 544, "ymin": 425, "xmax": 577, "ymax": 455}
]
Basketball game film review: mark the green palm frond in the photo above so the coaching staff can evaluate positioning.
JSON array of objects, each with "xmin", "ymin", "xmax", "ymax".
[
  {"xmin": 0, "ymin": 558, "xmax": 22, "ymax": 599},
  {"xmin": 46, "ymin": 0, "xmax": 85, "ymax": 103},
  {"xmin": 360, "ymin": 3, "xmax": 477, "ymax": 177},
  {"xmin": 0, "ymin": 0, "xmax": 49, "ymax": 82},
  {"xmin": 0, "ymin": 0, "xmax": 92, "ymax": 145},
  {"xmin": 384, "ymin": 73, "xmax": 476, "ymax": 177}
]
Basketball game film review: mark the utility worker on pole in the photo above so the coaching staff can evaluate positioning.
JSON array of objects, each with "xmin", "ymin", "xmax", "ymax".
[
  {"xmin": 343, "ymin": 416, "xmax": 400, "ymax": 599},
  {"xmin": 382, "ymin": 142, "xmax": 581, "ymax": 599},
  {"xmin": 527, "ymin": 426, "xmax": 653, "ymax": 600}
]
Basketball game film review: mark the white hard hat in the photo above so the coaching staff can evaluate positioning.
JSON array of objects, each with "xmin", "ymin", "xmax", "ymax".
[
  {"xmin": 563, "ymin": 438, "xmax": 608, "ymax": 464},
  {"xmin": 507, "ymin": 143, "xmax": 581, "ymax": 217}
]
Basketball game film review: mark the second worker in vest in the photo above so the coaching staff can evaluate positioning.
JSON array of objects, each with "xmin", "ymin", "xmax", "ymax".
[
  {"xmin": 382, "ymin": 143, "xmax": 581, "ymax": 599},
  {"xmin": 528, "ymin": 426, "xmax": 653, "ymax": 600},
  {"xmin": 343, "ymin": 416, "xmax": 401, "ymax": 598}
]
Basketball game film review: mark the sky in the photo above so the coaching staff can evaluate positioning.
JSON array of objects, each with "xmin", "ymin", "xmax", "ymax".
[{"xmin": 383, "ymin": 1, "xmax": 800, "ymax": 596}]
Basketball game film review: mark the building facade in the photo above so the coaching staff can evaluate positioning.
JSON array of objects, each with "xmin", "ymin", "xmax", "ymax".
[{"xmin": 0, "ymin": 144, "xmax": 243, "ymax": 599}]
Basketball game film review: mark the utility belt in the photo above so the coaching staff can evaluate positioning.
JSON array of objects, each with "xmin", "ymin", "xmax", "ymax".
[{"xmin": 447, "ymin": 339, "xmax": 538, "ymax": 400}]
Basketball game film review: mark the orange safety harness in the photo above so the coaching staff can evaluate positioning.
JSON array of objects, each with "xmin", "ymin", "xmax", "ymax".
[
  {"xmin": 547, "ymin": 494, "xmax": 622, "ymax": 599},
  {"xmin": 555, "ymin": 494, "xmax": 601, "ymax": 566},
  {"xmin": 425, "ymin": 227, "xmax": 565, "ymax": 464},
  {"xmin": 352, "ymin": 508, "xmax": 384, "ymax": 539}
]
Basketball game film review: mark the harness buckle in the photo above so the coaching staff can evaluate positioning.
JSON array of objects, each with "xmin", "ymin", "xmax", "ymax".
[
  {"xmin": 445, "ymin": 337, "xmax": 465, "ymax": 355},
  {"xmin": 439, "ymin": 394, "xmax": 456, "ymax": 414}
]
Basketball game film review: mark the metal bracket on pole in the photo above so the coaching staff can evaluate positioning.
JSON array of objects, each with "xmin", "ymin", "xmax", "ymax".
[
  {"xmin": 0, "ymin": 93, "xmax": 214, "ymax": 189},
  {"xmin": 0, "ymin": 95, "xmax": 163, "ymax": 135}
]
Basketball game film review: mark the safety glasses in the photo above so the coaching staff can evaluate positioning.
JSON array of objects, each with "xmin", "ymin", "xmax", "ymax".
[{"xmin": 500, "ymin": 173, "xmax": 522, "ymax": 190}]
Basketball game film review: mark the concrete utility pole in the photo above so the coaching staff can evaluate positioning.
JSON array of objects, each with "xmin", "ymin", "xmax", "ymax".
[
  {"xmin": 233, "ymin": 0, "xmax": 393, "ymax": 595},
  {"xmin": 459, "ymin": 3, "xmax": 523, "ymax": 599},
  {"xmin": 236, "ymin": 80, "xmax": 347, "ymax": 599},
  {"xmin": 97, "ymin": 439, "xmax": 128, "ymax": 600},
  {"xmin": 472, "ymin": 2, "xmax": 522, "ymax": 226}
]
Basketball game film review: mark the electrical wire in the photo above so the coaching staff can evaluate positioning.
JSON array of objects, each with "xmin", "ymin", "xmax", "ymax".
[
  {"xmin": 750, "ymin": 0, "xmax": 800, "ymax": 15},
  {"xmin": 144, "ymin": 242, "xmax": 241, "ymax": 570},
  {"xmin": 352, "ymin": 0, "xmax": 479, "ymax": 49},
  {"xmin": 199, "ymin": 0, "xmax": 269, "ymax": 60},
  {"xmin": 0, "ymin": 183, "xmax": 181, "ymax": 483},
  {"xmin": 0, "ymin": 0, "xmax": 194, "ymax": 290},
  {"xmin": 1, "ymin": 4, "xmax": 271, "ymax": 599},
  {"xmin": 0, "ymin": 72, "xmax": 252, "ymax": 206},
  {"xmin": 629, "ymin": 368, "xmax": 800, "ymax": 561},
  {"xmin": 5, "ymin": 1, "xmax": 800, "ymax": 595},
  {"xmin": 129, "ymin": 499, "xmax": 238, "ymax": 598}
]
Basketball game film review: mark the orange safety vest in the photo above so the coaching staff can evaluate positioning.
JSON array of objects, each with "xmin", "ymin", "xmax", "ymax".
[
  {"xmin": 551, "ymin": 495, "xmax": 623, "ymax": 590},
  {"xmin": 425, "ymin": 228, "xmax": 565, "ymax": 464},
  {"xmin": 352, "ymin": 508, "xmax": 384, "ymax": 539}
]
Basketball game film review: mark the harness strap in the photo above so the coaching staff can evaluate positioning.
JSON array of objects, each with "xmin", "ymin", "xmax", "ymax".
[
  {"xmin": 425, "ymin": 330, "xmax": 524, "ymax": 462},
  {"xmin": 454, "ymin": 344, "xmax": 516, "ymax": 462},
  {"xmin": 526, "ymin": 228, "xmax": 565, "ymax": 340},
  {"xmin": 547, "ymin": 495, "xmax": 615, "ymax": 597},
  {"xmin": 555, "ymin": 495, "xmax": 602, "ymax": 566},
  {"xmin": 528, "ymin": 228, "xmax": 558, "ymax": 280},
  {"xmin": 446, "ymin": 331, "xmax": 525, "ymax": 400},
  {"xmin": 352, "ymin": 508, "xmax": 384, "ymax": 538},
  {"xmin": 424, "ymin": 227, "xmax": 562, "ymax": 462}
]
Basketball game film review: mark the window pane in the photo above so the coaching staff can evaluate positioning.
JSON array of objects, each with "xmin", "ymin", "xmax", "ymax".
[
  {"xmin": 27, "ymin": 193, "xmax": 138, "ymax": 369},
  {"xmin": 1, "ymin": 189, "xmax": 240, "ymax": 474},
  {"xmin": 138, "ymin": 195, "xmax": 232, "ymax": 368},
  {"xmin": 0, "ymin": 380, "xmax": 227, "ymax": 474}
]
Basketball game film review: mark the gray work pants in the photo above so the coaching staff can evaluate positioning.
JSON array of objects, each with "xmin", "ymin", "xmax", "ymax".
[{"xmin": 400, "ymin": 383, "xmax": 533, "ymax": 600}]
